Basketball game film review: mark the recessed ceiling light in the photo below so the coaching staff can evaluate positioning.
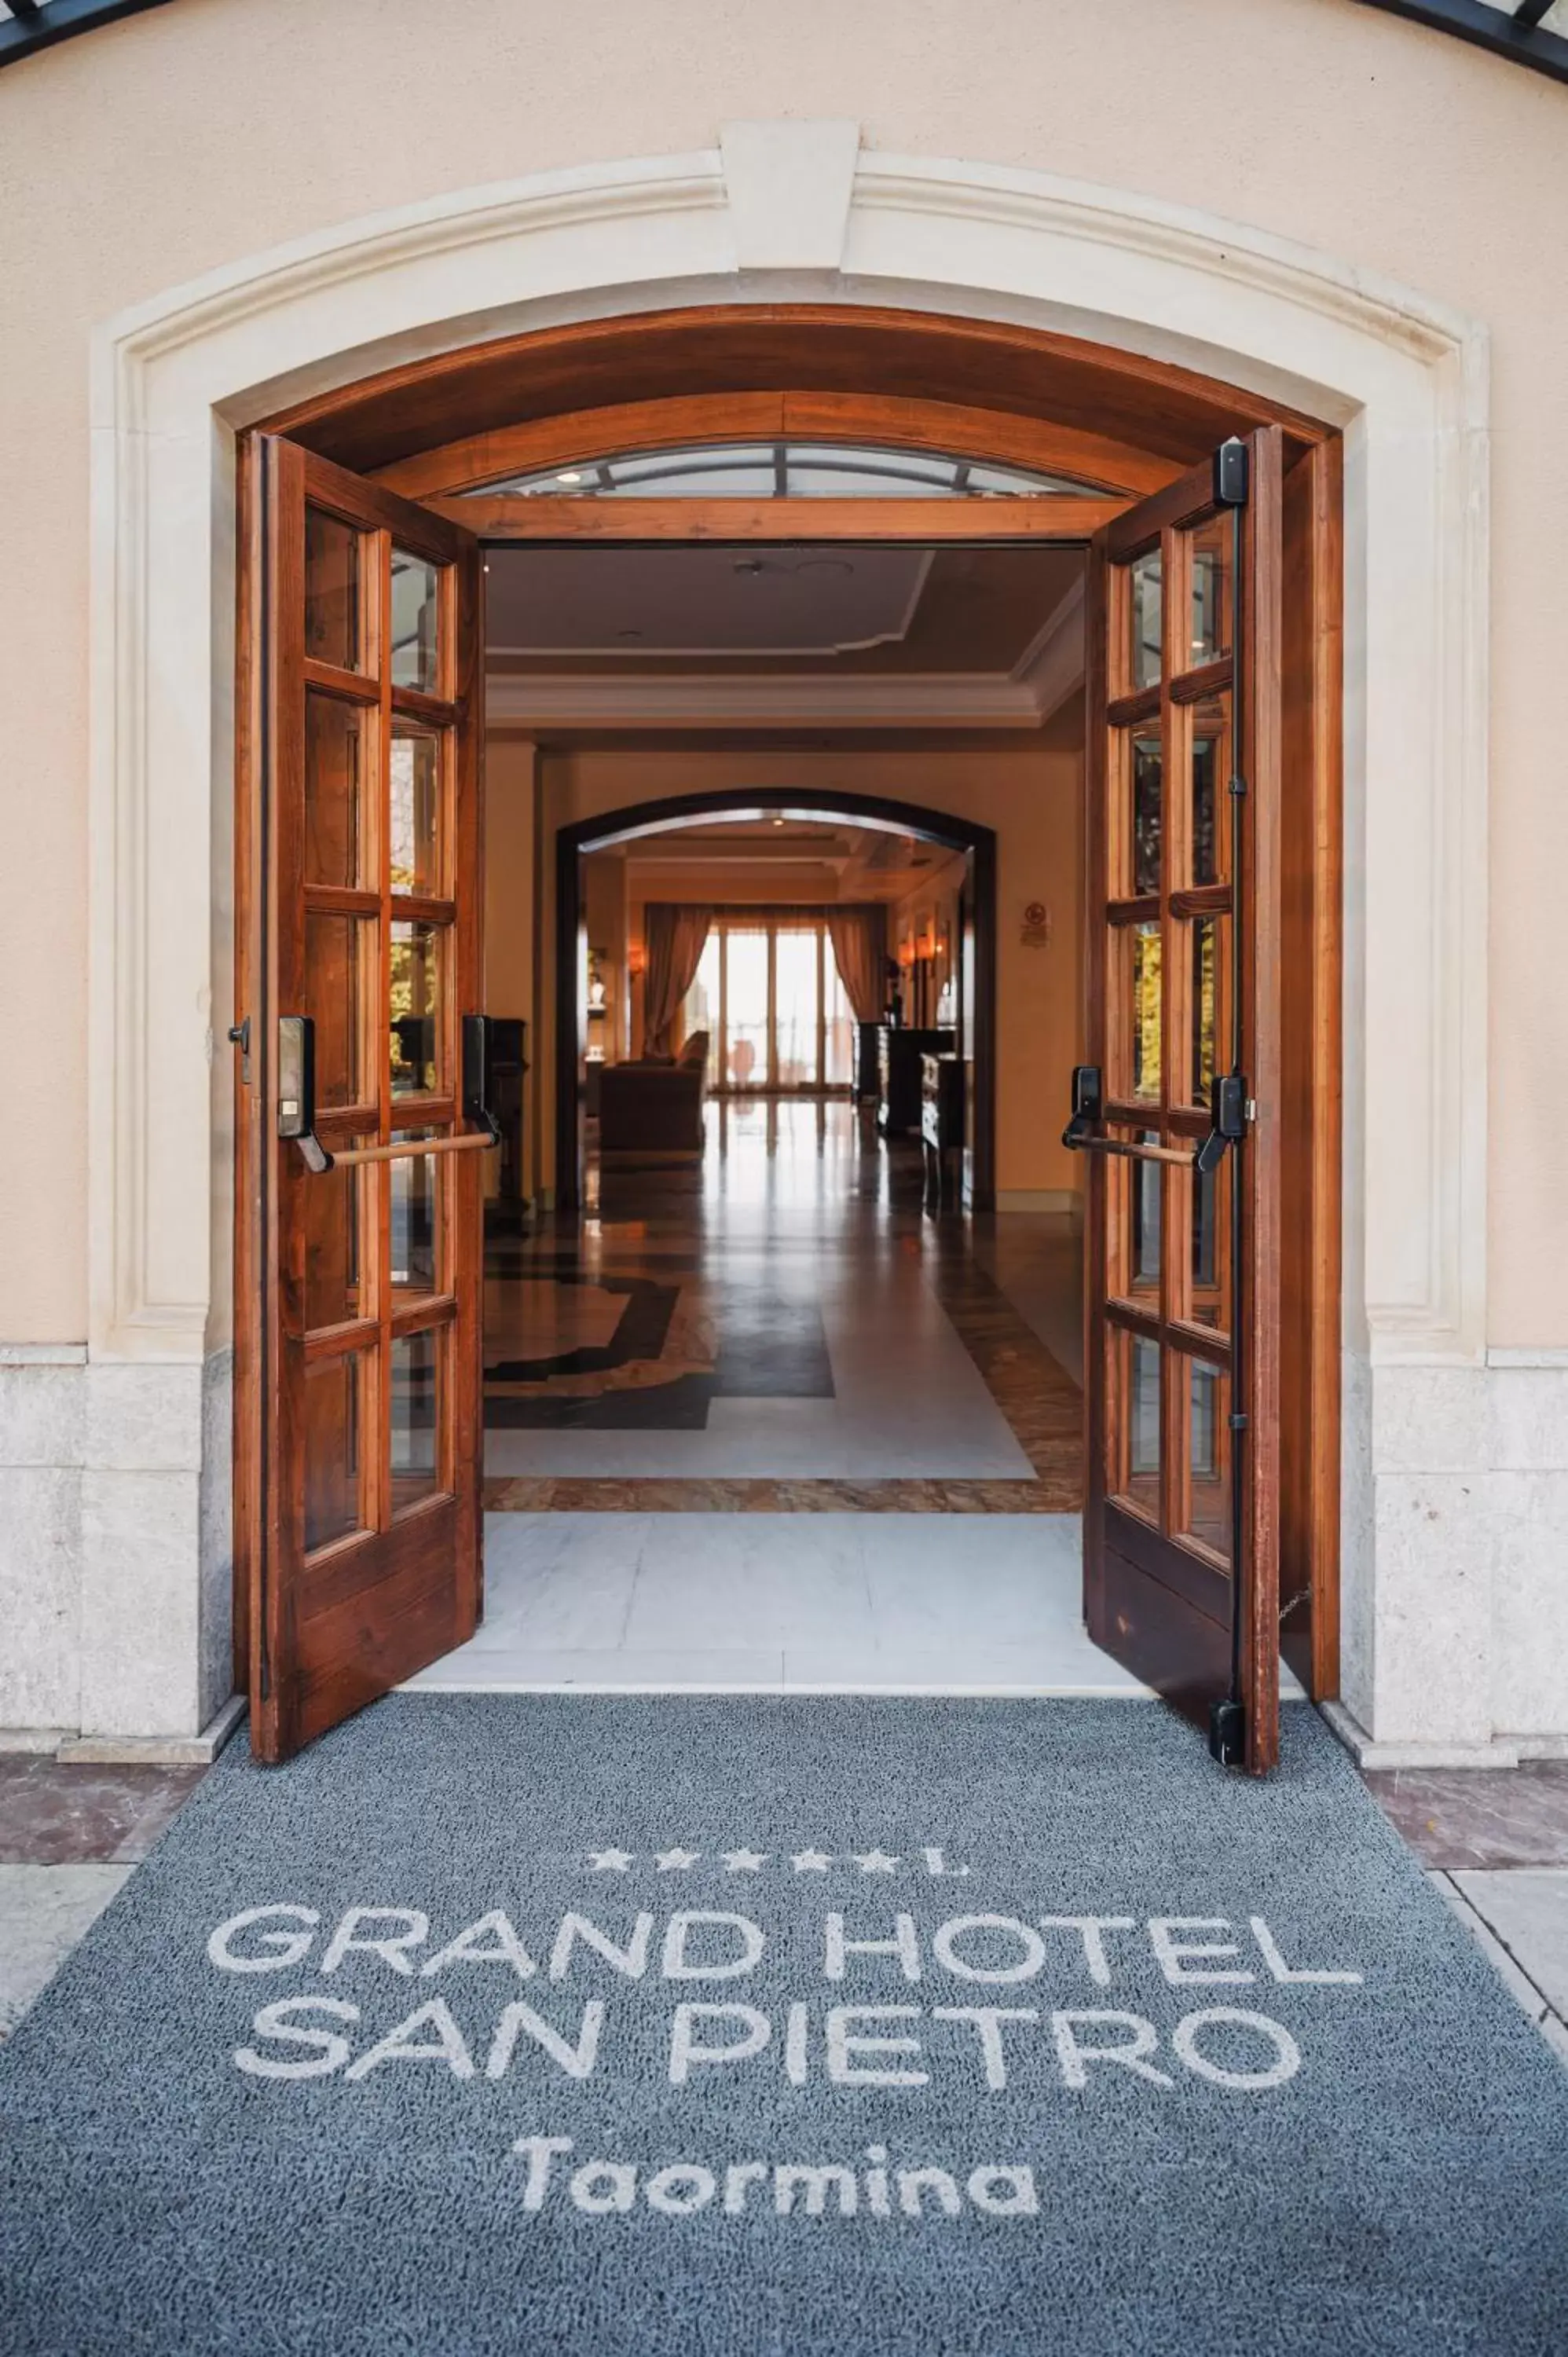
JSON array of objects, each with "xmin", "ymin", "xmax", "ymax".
[
  {"xmin": 772, "ymin": 817, "xmax": 786, "ymax": 827},
  {"xmin": 617, "ymin": 628, "xmax": 643, "ymax": 641},
  {"xmin": 799, "ymin": 557, "xmax": 854, "ymax": 577},
  {"xmin": 557, "ymin": 470, "xmax": 584, "ymax": 485}
]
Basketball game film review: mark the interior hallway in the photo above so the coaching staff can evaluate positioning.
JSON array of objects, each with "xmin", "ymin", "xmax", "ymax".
[{"xmin": 408, "ymin": 1098, "xmax": 1147, "ymax": 1693}]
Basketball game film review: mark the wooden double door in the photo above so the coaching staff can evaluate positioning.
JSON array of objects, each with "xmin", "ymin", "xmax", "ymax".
[{"xmin": 233, "ymin": 416, "xmax": 1325, "ymax": 1772}]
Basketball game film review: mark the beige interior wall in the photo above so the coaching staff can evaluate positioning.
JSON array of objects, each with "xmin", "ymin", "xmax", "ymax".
[
  {"xmin": 526, "ymin": 735, "xmax": 1084, "ymax": 1200},
  {"xmin": 888, "ymin": 851, "xmax": 967, "ymax": 1032},
  {"xmin": 1, "ymin": 0, "xmax": 1565, "ymax": 1334}
]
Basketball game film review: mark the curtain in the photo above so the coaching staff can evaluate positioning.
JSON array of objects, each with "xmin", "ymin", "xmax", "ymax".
[
  {"xmin": 826, "ymin": 905, "xmax": 886, "ymax": 1025},
  {"xmin": 642, "ymin": 904, "xmax": 713, "ymax": 1054}
]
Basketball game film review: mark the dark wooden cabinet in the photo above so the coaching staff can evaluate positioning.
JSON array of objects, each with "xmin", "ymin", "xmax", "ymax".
[
  {"xmin": 855, "ymin": 1019, "xmax": 883, "ymax": 1104},
  {"xmin": 877, "ymin": 1025, "xmax": 955, "ymax": 1135},
  {"xmin": 921, "ymin": 1053, "xmax": 965, "ymax": 1208}
]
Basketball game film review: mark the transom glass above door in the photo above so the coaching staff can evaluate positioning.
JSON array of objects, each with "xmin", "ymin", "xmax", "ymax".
[{"xmin": 460, "ymin": 440, "xmax": 1112, "ymax": 500}]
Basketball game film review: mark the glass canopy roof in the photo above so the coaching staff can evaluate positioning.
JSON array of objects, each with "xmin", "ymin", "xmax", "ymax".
[
  {"xmin": 2, "ymin": 2, "xmax": 1566, "ymax": 78},
  {"xmin": 4, "ymin": 0, "xmax": 1566, "ymax": 76},
  {"xmin": 464, "ymin": 442, "xmax": 1104, "ymax": 501}
]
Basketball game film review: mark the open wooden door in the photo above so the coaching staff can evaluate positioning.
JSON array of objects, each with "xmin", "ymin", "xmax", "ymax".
[
  {"xmin": 235, "ymin": 437, "xmax": 489, "ymax": 1763},
  {"xmin": 1075, "ymin": 431, "xmax": 1282, "ymax": 1772}
]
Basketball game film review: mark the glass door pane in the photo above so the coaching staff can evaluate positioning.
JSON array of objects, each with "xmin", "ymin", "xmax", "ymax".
[
  {"xmin": 775, "ymin": 926, "xmax": 820, "ymax": 1087},
  {"xmin": 724, "ymin": 926, "xmax": 769, "ymax": 1090}
]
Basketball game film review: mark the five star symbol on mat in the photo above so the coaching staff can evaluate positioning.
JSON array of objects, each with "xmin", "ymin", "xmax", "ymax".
[
  {"xmin": 655, "ymin": 1847, "xmax": 701, "ymax": 1871},
  {"xmin": 722, "ymin": 1849, "xmax": 767, "ymax": 1871},
  {"xmin": 854, "ymin": 1849, "xmax": 901, "ymax": 1873},
  {"xmin": 586, "ymin": 1849, "xmax": 632, "ymax": 1872},
  {"xmin": 790, "ymin": 1849, "xmax": 833, "ymax": 1872}
]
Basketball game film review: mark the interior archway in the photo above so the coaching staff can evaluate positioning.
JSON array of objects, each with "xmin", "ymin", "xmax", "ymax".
[{"xmin": 555, "ymin": 786, "xmax": 998, "ymax": 1214}]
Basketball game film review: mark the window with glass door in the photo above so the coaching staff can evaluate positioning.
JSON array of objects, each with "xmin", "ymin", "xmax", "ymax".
[{"xmin": 681, "ymin": 916, "xmax": 854, "ymax": 1093}]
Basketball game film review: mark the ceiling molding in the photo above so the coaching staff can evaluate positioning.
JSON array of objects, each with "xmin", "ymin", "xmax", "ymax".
[
  {"xmin": 1010, "ymin": 575, "xmax": 1086, "ymax": 724},
  {"xmin": 484, "ymin": 669, "xmax": 1051, "ymax": 728}
]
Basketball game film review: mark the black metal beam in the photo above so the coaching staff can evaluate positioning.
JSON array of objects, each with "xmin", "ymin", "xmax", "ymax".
[
  {"xmin": 1356, "ymin": 0, "xmax": 1568, "ymax": 82},
  {"xmin": 1512, "ymin": 0, "xmax": 1557, "ymax": 26},
  {"xmin": 0, "ymin": 0, "xmax": 177, "ymax": 70}
]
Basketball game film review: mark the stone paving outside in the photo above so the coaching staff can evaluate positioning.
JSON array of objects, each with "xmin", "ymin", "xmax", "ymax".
[{"xmin": 2, "ymin": 1740, "xmax": 1566, "ymax": 2064}]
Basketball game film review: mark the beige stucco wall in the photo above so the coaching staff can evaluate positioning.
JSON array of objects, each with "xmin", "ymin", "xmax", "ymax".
[{"xmin": 0, "ymin": 0, "xmax": 1563, "ymax": 1340}]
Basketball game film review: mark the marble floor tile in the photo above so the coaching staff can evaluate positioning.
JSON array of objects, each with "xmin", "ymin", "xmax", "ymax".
[
  {"xmin": 625, "ymin": 1515, "xmax": 874, "ymax": 1651},
  {"xmin": 1361, "ymin": 1762, "xmax": 1568, "ymax": 1868},
  {"xmin": 403, "ymin": 1648, "xmax": 789, "ymax": 1693},
  {"xmin": 405, "ymin": 1508, "xmax": 1181, "ymax": 1699},
  {"xmin": 467, "ymin": 1517, "xmax": 647, "ymax": 1651},
  {"xmin": 860, "ymin": 1516, "xmax": 1087, "ymax": 1644},
  {"xmin": 0, "ymin": 1757, "xmax": 207, "ymax": 1865},
  {"xmin": 0, "ymin": 1864, "xmax": 132, "ymax": 2037},
  {"xmin": 972, "ymin": 1215, "xmax": 1085, "ymax": 1388},
  {"xmin": 780, "ymin": 1643, "xmax": 1151, "ymax": 1696}
]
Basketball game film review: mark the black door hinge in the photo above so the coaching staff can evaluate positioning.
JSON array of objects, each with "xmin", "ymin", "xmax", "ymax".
[{"xmin": 227, "ymin": 1016, "xmax": 251, "ymax": 1086}]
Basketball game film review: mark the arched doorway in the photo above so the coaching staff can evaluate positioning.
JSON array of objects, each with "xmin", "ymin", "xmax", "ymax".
[
  {"xmin": 230, "ymin": 291, "xmax": 1345, "ymax": 1768},
  {"xmin": 554, "ymin": 786, "xmax": 997, "ymax": 1215}
]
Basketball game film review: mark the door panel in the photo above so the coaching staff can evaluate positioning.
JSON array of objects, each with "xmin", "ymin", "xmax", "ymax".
[
  {"xmin": 1080, "ymin": 431, "xmax": 1282, "ymax": 1772},
  {"xmin": 239, "ymin": 435, "xmax": 487, "ymax": 1763}
]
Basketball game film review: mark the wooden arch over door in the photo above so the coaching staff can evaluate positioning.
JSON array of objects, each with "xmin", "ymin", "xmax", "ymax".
[
  {"xmin": 555, "ymin": 788, "xmax": 997, "ymax": 1216},
  {"xmin": 260, "ymin": 302, "xmax": 1332, "ymax": 491}
]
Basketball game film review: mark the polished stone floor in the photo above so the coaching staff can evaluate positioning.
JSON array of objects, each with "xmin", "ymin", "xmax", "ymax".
[
  {"xmin": 483, "ymin": 1098, "xmax": 1082, "ymax": 1507},
  {"xmin": 470, "ymin": 1097, "xmax": 1096, "ymax": 1688},
  {"xmin": 403, "ymin": 1509, "xmax": 1144, "ymax": 1695}
]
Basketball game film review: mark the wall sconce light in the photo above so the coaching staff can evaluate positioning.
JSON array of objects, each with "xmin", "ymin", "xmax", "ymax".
[{"xmin": 628, "ymin": 942, "xmax": 647, "ymax": 978}]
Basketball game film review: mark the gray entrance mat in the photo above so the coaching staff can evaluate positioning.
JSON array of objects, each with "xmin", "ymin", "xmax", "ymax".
[{"xmin": 2, "ymin": 1696, "xmax": 1566, "ymax": 2355}]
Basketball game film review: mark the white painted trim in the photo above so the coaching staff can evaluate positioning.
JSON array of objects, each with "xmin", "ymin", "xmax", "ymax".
[
  {"xmin": 1486, "ymin": 1346, "xmax": 1568, "ymax": 1369},
  {"xmin": 1011, "ymin": 575, "xmax": 1085, "ymax": 724},
  {"xmin": 79, "ymin": 123, "xmax": 1495, "ymax": 1743},
  {"xmin": 0, "ymin": 1344, "xmax": 88, "ymax": 1367}
]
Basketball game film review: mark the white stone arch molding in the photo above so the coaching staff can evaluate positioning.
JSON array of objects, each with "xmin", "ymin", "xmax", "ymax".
[{"xmin": 90, "ymin": 121, "xmax": 1488, "ymax": 1412}]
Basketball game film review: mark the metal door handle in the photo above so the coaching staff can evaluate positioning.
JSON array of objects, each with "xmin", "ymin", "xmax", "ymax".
[
  {"xmin": 1072, "ymin": 1136, "xmax": 1196, "ymax": 1168},
  {"xmin": 322, "ymin": 1131, "xmax": 496, "ymax": 1171},
  {"xmin": 1061, "ymin": 1063, "xmax": 1253, "ymax": 1172},
  {"xmin": 279, "ymin": 1012, "xmax": 503, "ymax": 1173}
]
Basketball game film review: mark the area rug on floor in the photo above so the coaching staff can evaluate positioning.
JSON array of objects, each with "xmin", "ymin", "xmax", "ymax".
[{"xmin": 3, "ymin": 1697, "xmax": 1566, "ymax": 2357}]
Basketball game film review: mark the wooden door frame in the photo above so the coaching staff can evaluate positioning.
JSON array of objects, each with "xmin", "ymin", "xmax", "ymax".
[
  {"xmin": 555, "ymin": 789, "xmax": 996, "ymax": 1213},
  {"xmin": 238, "ymin": 305, "xmax": 1342, "ymax": 1710}
]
